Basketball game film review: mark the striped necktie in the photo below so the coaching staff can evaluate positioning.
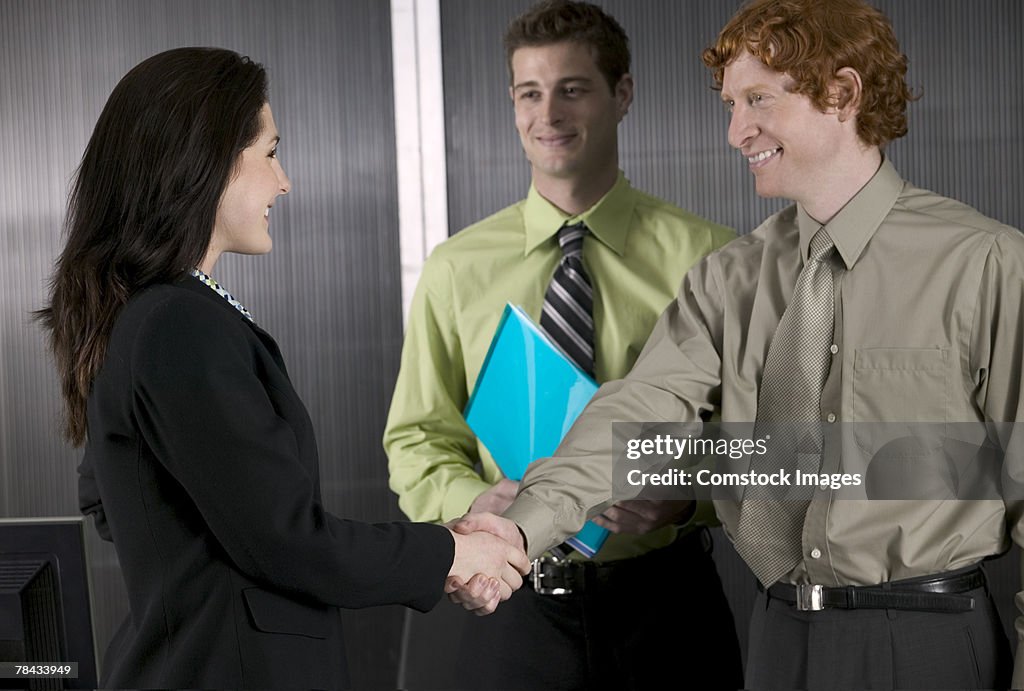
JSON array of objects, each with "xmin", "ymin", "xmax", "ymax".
[
  {"xmin": 539, "ymin": 221, "xmax": 594, "ymax": 560},
  {"xmin": 541, "ymin": 222, "xmax": 594, "ymax": 377}
]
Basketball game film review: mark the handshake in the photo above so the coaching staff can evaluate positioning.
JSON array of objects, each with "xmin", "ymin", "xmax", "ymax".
[{"xmin": 444, "ymin": 512, "xmax": 530, "ymax": 615}]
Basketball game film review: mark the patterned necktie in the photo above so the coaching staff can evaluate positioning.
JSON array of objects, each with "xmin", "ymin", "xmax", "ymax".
[
  {"xmin": 541, "ymin": 222, "xmax": 595, "ymax": 377},
  {"xmin": 734, "ymin": 227, "xmax": 837, "ymax": 585}
]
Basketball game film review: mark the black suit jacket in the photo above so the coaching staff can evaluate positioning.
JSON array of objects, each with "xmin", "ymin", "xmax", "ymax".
[{"xmin": 79, "ymin": 276, "xmax": 454, "ymax": 690}]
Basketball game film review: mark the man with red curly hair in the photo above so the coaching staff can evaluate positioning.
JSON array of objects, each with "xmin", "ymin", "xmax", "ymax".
[{"xmin": 457, "ymin": 0, "xmax": 1024, "ymax": 687}]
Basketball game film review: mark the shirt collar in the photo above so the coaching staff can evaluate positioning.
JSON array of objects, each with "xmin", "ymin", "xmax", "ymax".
[
  {"xmin": 190, "ymin": 268, "xmax": 255, "ymax": 322},
  {"xmin": 796, "ymin": 157, "xmax": 904, "ymax": 269},
  {"xmin": 523, "ymin": 171, "xmax": 635, "ymax": 256}
]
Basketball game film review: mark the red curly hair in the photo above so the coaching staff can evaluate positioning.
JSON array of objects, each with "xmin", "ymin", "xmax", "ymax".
[{"xmin": 702, "ymin": 0, "xmax": 917, "ymax": 147}]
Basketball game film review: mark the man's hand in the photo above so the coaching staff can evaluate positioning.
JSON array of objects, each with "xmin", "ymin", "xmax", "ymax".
[
  {"xmin": 592, "ymin": 499, "xmax": 695, "ymax": 534},
  {"xmin": 451, "ymin": 511, "xmax": 526, "ymax": 553},
  {"xmin": 444, "ymin": 512, "xmax": 529, "ymax": 615},
  {"xmin": 445, "ymin": 520, "xmax": 530, "ymax": 615},
  {"xmin": 469, "ymin": 479, "xmax": 520, "ymax": 514}
]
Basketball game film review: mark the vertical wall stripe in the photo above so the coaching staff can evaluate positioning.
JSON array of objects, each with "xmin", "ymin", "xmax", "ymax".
[
  {"xmin": 441, "ymin": 0, "xmax": 534, "ymax": 233},
  {"xmin": 392, "ymin": 0, "xmax": 449, "ymax": 323}
]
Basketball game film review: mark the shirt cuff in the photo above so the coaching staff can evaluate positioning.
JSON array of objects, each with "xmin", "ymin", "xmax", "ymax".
[{"xmin": 503, "ymin": 492, "xmax": 568, "ymax": 560}]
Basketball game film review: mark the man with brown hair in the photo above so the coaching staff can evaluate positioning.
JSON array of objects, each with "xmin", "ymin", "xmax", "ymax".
[
  {"xmin": 386, "ymin": 1, "xmax": 742, "ymax": 688},
  {"xmin": 459, "ymin": 0, "xmax": 1024, "ymax": 687}
]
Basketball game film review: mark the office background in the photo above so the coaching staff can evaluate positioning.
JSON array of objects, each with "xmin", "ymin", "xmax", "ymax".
[{"xmin": 1, "ymin": 0, "xmax": 1021, "ymax": 687}]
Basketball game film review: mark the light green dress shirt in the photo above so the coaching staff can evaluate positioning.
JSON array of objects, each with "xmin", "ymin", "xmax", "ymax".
[
  {"xmin": 504, "ymin": 159, "xmax": 1024, "ymax": 682},
  {"xmin": 384, "ymin": 172, "xmax": 733, "ymax": 562}
]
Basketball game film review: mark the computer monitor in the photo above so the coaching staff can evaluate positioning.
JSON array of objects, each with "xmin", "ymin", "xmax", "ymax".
[{"xmin": 0, "ymin": 517, "xmax": 98, "ymax": 690}]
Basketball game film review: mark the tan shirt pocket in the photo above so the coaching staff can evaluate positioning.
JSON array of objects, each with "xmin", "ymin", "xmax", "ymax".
[{"xmin": 852, "ymin": 348, "xmax": 950, "ymax": 491}]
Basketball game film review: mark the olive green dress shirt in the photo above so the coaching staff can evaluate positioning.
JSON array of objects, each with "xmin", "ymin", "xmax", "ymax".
[
  {"xmin": 384, "ymin": 172, "xmax": 733, "ymax": 562},
  {"xmin": 504, "ymin": 160, "xmax": 1024, "ymax": 679}
]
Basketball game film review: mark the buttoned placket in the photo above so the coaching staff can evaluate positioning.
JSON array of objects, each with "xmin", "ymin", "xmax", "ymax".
[{"xmin": 802, "ymin": 248, "xmax": 845, "ymax": 585}]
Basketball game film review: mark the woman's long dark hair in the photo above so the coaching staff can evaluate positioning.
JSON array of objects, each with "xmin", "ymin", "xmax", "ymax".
[{"xmin": 38, "ymin": 47, "xmax": 268, "ymax": 446}]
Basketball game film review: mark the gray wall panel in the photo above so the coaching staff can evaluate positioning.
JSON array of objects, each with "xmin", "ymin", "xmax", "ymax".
[
  {"xmin": 440, "ymin": 0, "xmax": 1024, "ymax": 671},
  {"xmin": 2, "ymin": 1, "xmax": 404, "ymax": 686},
  {"xmin": 441, "ymin": 0, "xmax": 1023, "ymax": 234},
  {"xmin": 440, "ymin": 0, "xmax": 784, "ymax": 235}
]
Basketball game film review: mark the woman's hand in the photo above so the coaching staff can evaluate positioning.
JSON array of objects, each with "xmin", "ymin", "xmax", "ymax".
[{"xmin": 444, "ymin": 513, "xmax": 530, "ymax": 615}]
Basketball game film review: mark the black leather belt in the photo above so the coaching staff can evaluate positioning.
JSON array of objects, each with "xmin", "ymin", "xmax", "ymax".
[
  {"xmin": 527, "ymin": 527, "xmax": 712, "ymax": 596},
  {"xmin": 766, "ymin": 567, "xmax": 985, "ymax": 613}
]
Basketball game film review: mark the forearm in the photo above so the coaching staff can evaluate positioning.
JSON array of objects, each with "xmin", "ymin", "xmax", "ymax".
[
  {"xmin": 384, "ymin": 404, "xmax": 497, "ymax": 522},
  {"xmin": 505, "ymin": 378, "xmax": 700, "ymax": 557},
  {"xmin": 384, "ymin": 255, "xmax": 496, "ymax": 522},
  {"xmin": 388, "ymin": 447, "xmax": 492, "ymax": 522},
  {"xmin": 503, "ymin": 267, "xmax": 725, "ymax": 556}
]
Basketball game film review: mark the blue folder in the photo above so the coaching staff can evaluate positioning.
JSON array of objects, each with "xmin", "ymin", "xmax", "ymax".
[{"xmin": 464, "ymin": 304, "xmax": 608, "ymax": 557}]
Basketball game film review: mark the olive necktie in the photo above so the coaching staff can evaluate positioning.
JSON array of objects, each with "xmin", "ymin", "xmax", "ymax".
[{"xmin": 735, "ymin": 228, "xmax": 837, "ymax": 585}]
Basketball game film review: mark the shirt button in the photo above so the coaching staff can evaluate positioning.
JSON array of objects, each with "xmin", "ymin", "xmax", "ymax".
[
  {"xmin": 810, "ymin": 548, "xmax": 822, "ymax": 559},
  {"xmin": 830, "ymin": 344, "xmax": 839, "ymax": 354},
  {"xmin": 826, "ymin": 413, "xmax": 837, "ymax": 423}
]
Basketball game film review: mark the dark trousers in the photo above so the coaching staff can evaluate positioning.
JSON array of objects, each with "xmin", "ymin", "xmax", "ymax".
[
  {"xmin": 400, "ymin": 528, "xmax": 743, "ymax": 690},
  {"xmin": 746, "ymin": 569, "xmax": 1012, "ymax": 690}
]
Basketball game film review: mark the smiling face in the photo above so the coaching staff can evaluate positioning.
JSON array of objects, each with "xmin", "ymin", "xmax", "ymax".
[
  {"xmin": 721, "ymin": 51, "xmax": 846, "ymax": 208},
  {"xmin": 202, "ymin": 103, "xmax": 291, "ymax": 273},
  {"xmin": 510, "ymin": 41, "xmax": 631, "ymax": 192}
]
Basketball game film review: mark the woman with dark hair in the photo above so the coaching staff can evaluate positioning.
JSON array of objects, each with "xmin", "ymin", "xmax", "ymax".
[{"xmin": 38, "ymin": 47, "xmax": 527, "ymax": 690}]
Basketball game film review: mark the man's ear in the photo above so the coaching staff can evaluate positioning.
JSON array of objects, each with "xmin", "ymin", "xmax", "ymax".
[
  {"xmin": 833, "ymin": 66, "xmax": 863, "ymax": 124},
  {"xmin": 615, "ymin": 73, "xmax": 635, "ymax": 120},
  {"xmin": 509, "ymin": 85, "xmax": 515, "ymax": 104}
]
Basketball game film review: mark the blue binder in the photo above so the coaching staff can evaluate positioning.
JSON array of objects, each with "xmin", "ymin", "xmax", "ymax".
[{"xmin": 464, "ymin": 304, "xmax": 608, "ymax": 557}]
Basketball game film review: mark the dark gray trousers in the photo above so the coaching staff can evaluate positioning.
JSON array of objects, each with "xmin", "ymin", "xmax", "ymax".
[
  {"xmin": 746, "ymin": 571, "xmax": 1011, "ymax": 690},
  {"xmin": 400, "ymin": 528, "xmax": 743, "ymax": 690}
]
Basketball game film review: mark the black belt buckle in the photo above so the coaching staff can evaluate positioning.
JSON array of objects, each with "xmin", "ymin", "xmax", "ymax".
[{"xmin": 530, "ymin": 555, "xmax": 577, "ymax": 596}]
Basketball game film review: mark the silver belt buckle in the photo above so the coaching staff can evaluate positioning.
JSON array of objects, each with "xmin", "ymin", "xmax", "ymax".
[
  {"xmin": 530, "ymin": 556, "xmax": 572, "ymax": 596},
  {"xmin": 796, "ymin": 583, "xmax": 825, "ymax": 611}
]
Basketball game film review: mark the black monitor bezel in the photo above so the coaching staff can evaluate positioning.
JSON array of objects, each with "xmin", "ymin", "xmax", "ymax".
[{"xmin": 0, "ymin": 516, "xmax": 99, "ymax": 689}]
